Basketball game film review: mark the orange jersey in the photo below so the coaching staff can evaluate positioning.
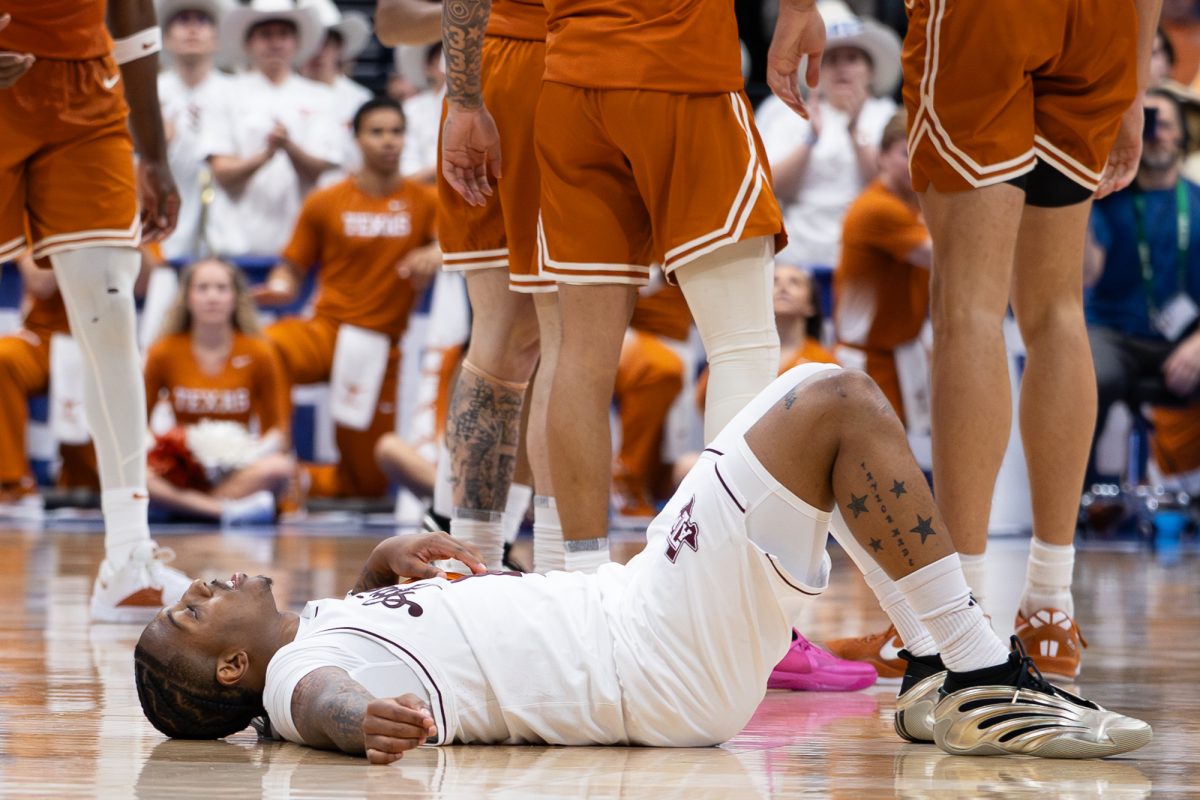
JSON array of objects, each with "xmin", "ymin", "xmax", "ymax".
[
  {"xmin": 630, "ymin": 284, "xmax": 691, "ymax": 342},
  {"xmin": 488, "ymin": 0, "xmax": 547, "ymax": 41},
  {"xmin": 834, "ymin": 181, "xmax": 930, "ymax": 352},
  {"xmin": 780, "ymin": 339, "xmax": 837, "ymax": 371},
  {"xmin": 543, "ymin": 0, "xmax": 742, "ymax": 93},
  {"xmin": 144, "ymin": 332, "xmax": 288, "ymax": 433},
  {"xmin": 22, "ymin": 291, "xmax": 70, "ymax": 339},
  {"xmin": 0, "ymin": 0, "xmax": 111, "ymax": 60},
  {"xmin": 281, "ymin": 178, "xmax": 437, "ymax": 338}
]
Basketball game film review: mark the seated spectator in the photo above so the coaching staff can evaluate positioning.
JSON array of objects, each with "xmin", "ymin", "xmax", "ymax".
[
  {"xmin": 755, "ymin": 0, "xmax": 900, "ymax": 268},
  {"xmin": 400, "ymin": 42, "xmax": 444, "ymax": 184},
  {"xmin": 612, "ymin": 284, "xmax": 692, "ymax": 521},
  {"xmin": 0, "ymin": 254, "xmax": 98, "ymax": 514},
  {"xmin": 774, "ymin": 265, "xmax": 837, "ymax": 369},
  {"xmin": 204, "ymin": 0, "xmax": 342, "ymax": 258},
  {"xmin": 833, "ymin": 111, "xmax": 932, "ymax": 426},
  {"xmin": 157, "ymin": 0, "xmax": 235, "ymax": 262},
  {"xmin": 144, "ymin": 259, "xmax": 293, "ymax": 524},
  {"xmin": 1085, "ymin": 90, "xmax": 1200, "ymax": 477},
  {"xmin": 255, "ymin": 98, "xmax": 440, "ymax": 500}
]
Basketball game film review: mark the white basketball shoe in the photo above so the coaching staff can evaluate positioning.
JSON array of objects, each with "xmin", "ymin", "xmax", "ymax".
[{"xmin": 90, "ymin": 540, "xmax": 192, "ymax": 623}]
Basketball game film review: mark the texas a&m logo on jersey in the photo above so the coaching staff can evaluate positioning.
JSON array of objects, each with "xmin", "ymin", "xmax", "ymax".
[{"xmin": 665, "ymin": 496, "xmax": 700, "ymax": 563}]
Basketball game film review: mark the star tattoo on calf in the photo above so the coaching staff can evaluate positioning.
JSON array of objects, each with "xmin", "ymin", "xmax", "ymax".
[
  {"xmin": 910, "ymin": 515, "xmax": 937, "ymax": 545},
  {"xmin": 891, "ymin": 480, "xmax": 906, "ymax": 498},
  {"xmin": 847, "ymin": 494, "xmax": 869, "ymax": 518},
  {"xmin": 869, "ymin": 537, "xmax": 883, "ymax": 553}
]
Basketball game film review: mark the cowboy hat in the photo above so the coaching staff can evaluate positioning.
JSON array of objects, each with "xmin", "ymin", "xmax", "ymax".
[
  {"xmin": 300, "ymin": 0, "xmax": 372, "ymax": 62},
  {"xmin": 816, "ymin": 0, "xmax": 902, "ymax": 96},
  {"xmin": 220, "ymin": 0, "xmax": 323, "ymax": 67}
]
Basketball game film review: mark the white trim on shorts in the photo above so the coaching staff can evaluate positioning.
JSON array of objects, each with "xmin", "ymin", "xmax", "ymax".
[
  {"xmin": 442, "ymin": 247, "xmax": 510, "ymax": 272},
  {"xmin": 536, "ymin": 214, "xmax": 652, "ymax": 286},
  {"xmin": 907, "ymin": 0, "xmax": 1038, "ymax": 189},
  {"xmin": 662, "ymin": 92, "xmax": 771, "ymax": 274},
  {"xmin": 1033, "ymin": 135, "xmax": 1104, "ymax": 191},
  {"xmin": 31, "ymin": 218, "xmax": 141, "ymax": 260},
  {"xmin": 0, "ymin": 234, "xmax": 26, "ymax": 263}
]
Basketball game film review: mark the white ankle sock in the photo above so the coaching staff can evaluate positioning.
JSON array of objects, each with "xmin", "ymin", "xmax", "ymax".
[
  {"xmin": 451, "ymin": 510, "xmax": 505, "ymax": 569},
  {"xmin": 502, "ymin": 483, "xmax": 533, "ymax": 545},
  {"xmin": 958, "ymin": 551, "xmax": 988, "ymax": 607},
  {"xmin": 862, "ymin": 565, "xmax": 938, "ymax": 657},
  {"xmin": 564, "ymin": 538, "xmax": 611, "ymax": 574},
  {"xmin": 101, "ymin": 488, "xmax": 150, "ymax": 564},
  {"xmin": 533, "ymin": 496, "xmax": 564, "ymax": 572},
  {"xmin": 1020, "ymin": 538, "xmax": 1075, "ymax": 617},
  {"xmin": 895, "ymin": 554, "xmax": 1009, "ymax": 673}
]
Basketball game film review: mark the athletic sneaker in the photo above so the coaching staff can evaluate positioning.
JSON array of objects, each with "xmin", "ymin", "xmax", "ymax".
[
  {"xmin": 824, "ymin": 623, "xmax": 907, "ymax": 682},
  {"xmin": 1015, "ymin": 607, "xmax": 1087, "ymax": 680},
  {"xmin": 894, "ymin": 650, "xmax": 946, "ymax": 744},
  {"xmin": 220, "ymin": 490, "xmax": 277, "ymax": 526},
  {"xmin": 767, "ymin": 630, "xmax": 878, "ymax": 691},
  {"xmin": 0, "ymin": 478, "xmax": 44, "ymax": 522},
  {"xmin": 90, "ymin": 540, "xmax": 193, "ymax": 624},
  {"xmin": 932, "ymin": 637, "xmax": 1152, "ymax": 758}
]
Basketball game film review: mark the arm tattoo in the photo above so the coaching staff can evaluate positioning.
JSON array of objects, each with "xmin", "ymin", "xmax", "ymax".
[
  {"xmin": 443, "ymin": 0, "xmax": 492, "ymax": 108},
  {"xmin": 445, "ymin": 367, "xmax": 524, "ymax": 512},
  {"xmin": 292, "ymin": 668, "xmax": 372, "ymax": 755}
]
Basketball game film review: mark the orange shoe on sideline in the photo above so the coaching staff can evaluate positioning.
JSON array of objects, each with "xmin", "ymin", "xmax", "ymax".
[
  {"xmin": 1014, "ymin": 607, "xmax": 1087, "ymax": 681},
  {"xmin": 824, "ymin": 623, "xmax": 907, "ymax": 683}
]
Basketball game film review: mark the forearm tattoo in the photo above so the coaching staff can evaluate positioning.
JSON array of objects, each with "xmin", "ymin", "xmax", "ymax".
[
  {"xmin": 292, "ymin": 668, "xmax": 371, "ymax": 755},
  {"xmin": 443, "ymin": 0, "xmax": 491, "ymax": 108},
  {"xmin": 445, "ymin": 367, "xmax": 523, "ymax": 512},
  {"xmin": 845, "ymin": 461, "xmax": 941, "ymax": 568}
]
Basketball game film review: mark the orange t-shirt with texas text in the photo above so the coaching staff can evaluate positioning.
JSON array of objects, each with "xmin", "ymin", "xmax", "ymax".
[
  {"xmin": 488, "ymin": 0, "xmax": 547, "ymax": 41},
  {"xmin": 0, "ymin": 0, "xmax": 111, "ymax": 60},
  {"xmin": 543, "ymin": 0, "xmax": 742, "ymax": 93},
  {"xmin": 144, "ymin": 332, "xmax": 288, "ymax": 432},
  {"xmin": 281, "ymin": 178, "xmax": 437, "ymax": 339},
  {"xmin": 834, "ymin": 180, "xmax": 930, "ymax": 353}
]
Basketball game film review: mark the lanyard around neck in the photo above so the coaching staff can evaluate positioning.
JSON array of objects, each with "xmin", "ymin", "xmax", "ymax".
[{"xmin": 1131, "ymin": 182, "xmax": 1189, "ymax": 317}]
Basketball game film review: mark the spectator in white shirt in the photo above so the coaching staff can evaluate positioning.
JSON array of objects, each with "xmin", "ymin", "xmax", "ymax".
[
  {"xmin": 157, "ymin": 0, "xmax": 235, "ymax": 262},
  {"xmin": 203, "ymin": 0, "xmax": 343, "ymax": 258},
  {"xmin": 755, "ymin": 0, "xmax": 901, "ymax": 268},
  {"xmin": 301, "ymin": 0, "xmax": 373, "ymax": 180},
  {"xmin": 399, "ymin": 42, "xmax": 444, "ymax": 184}
]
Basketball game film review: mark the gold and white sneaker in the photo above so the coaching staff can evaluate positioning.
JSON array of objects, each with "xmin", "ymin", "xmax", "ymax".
[
  {"xmin": 90, "ymin": 540, "xmax": 192, "ymax": 624},
  {"xmin": 932, "ymin": 637, "xmax": 1151, "ymax": 759}
]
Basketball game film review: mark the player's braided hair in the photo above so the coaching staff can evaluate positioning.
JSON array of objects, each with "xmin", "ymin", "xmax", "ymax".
[{"xmin": 134, "ymin": 640, "xmax": 266, "ymax": 740}]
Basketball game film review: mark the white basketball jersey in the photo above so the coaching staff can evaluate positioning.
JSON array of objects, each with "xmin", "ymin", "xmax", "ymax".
[{"xmin": 264, "ymin": 570, "xmax": 627, "ymax": 747}]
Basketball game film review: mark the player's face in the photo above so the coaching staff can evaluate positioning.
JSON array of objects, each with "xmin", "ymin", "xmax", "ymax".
[
  {"xmin": 773, "ymin": 265, "xmax": 816, "ymax": 319},
  {"xmin": 356, "ymin": 108, "xmax": 406, "ymax": 173},
  {"xmin": 148, "ymin": 574, "xmax": 280, "ymax": 659},
  {"xmin": 165, "ymin": 10, "xmax": 218, "ymax": 58},
  {"xmin": 1142, "ymin": 95, "xmax": 1184, "ymax": 171},
  {"xmin": 186, "ymin": 261, "xmax": 237, "ymax": 329},
  {"xmin": 246, "ymin": 21, "xmax": 299, "ymax": 72}
]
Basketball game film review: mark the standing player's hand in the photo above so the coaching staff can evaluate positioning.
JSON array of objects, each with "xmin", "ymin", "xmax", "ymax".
[
  {"xmin": 0, "ymin": 15, "xmax": 35, "ymax": 90},
  {"xmin": 767, "ymin": 0, "xmax": 826, "ymax": 119},
  {"xmin": 138, "ymin": 158, "xmax": 180, "ymax": 243},
  {"xmin": 442, "ymin": 104, "xmax": 502, "ymax": 207},
  {"xmin": 362, "ymin": 695, "xmax": 438, "ymax": 765},
  {"xmin": 1096, "ymin": 98, "xmax": 1144, "ymax": 199}
]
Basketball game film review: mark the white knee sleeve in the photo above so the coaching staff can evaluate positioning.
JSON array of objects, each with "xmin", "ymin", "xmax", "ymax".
[
  {"xmin": 50, "ymin": 247, "xmax": 147, "ymax": 491},
  {"xmin": 675, "ymin": 236, "xmax": 780, "ymax": 442}
]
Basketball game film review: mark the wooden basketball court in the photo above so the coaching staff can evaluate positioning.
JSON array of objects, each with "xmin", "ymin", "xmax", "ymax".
[{"xmin": 1, "ymin": 523, "xmax": 1195, "ymax": 798}]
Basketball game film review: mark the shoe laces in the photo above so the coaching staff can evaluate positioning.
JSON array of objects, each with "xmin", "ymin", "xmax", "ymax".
[{"xmin": 1009, "ymin": 635, "xmax": 1055, "ymax": 701}]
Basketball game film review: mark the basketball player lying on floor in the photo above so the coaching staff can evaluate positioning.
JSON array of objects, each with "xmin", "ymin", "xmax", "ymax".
[{"xmin": 133, "ymin": 363, "xmax": 1151, "ymax": 762}]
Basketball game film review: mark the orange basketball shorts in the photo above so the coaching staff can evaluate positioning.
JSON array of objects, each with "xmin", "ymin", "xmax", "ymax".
[
  {"xmin": 535, "ymin": 83, "xmax": 786, "ymax": 286},
  {"xmin": 0, "ymin": 56, "xmax": 138, "ymax": 263},
  {"xmin": 438, "ymin": 36, "xmax": 550, "ymax": 293},
  {"xmin": 903, "ymin": 0, "xmax": 1139, "ymax": 193}
]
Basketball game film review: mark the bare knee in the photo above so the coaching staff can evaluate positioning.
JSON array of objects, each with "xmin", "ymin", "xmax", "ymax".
[
  {"xmin": 1015, "ymin": 301, "xmax": 1086, "ymax": 347},
  {"xmin": 258, "ymin": 453, "xmax": 295, "ymax": 486},
  {"xmin": 808, "ymin": 369, "xmax": 900, "ymax": 431}
]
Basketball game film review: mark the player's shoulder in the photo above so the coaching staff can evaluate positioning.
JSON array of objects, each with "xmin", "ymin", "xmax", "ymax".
[
  {"xmin": 404, "ymin": 180, "xmax": 439, "ymax": 212},
  {"xmin": 303, "ymin": 178, "xmax": 355, "ymax": 211}
]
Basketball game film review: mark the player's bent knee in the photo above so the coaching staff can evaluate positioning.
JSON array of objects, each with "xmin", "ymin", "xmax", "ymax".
[{"xmin": 805, "ymin": 370, "xmax": 898, "ymax": 430}]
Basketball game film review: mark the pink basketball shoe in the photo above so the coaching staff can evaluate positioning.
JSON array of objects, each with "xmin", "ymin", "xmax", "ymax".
[{"xmin": 768, "ymin": 631, "xmax": 879, "ymax": 692}]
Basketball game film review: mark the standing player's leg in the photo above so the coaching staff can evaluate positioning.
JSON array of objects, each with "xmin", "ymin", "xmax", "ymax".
[
  {"xmin": 444, "ymin": 269, "xmax": 539, "ymax": 567},
  {"xmin": 529, "ymin": 292, "xmax": 563, "ymax": 571},
  {"xmin": 920, "ymin": 184, "xmax": 1025, "ymax": 603},
  {"xmin": 674, "ymin": 235, "xmax": 780, "ymax": 441}
]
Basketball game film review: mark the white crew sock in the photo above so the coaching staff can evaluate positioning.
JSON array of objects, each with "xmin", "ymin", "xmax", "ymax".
[
  {"xmin": 220, "ymin": 490, "xmax": 276, "ymax": 527},
  {"xmin": 533, "ymin": 496, "xmax": 564, "ymax": 572},
  {"xmin": 450, "ymin": 510, "xmax": 505, "ymax": 569},
  {"xmin": 564, "ymin": 538, "xmax": 610, "ymax": 574},
  {"xmin": 101, "ymin": 488, "xmax": 150, "ymax": 564},
  {"xmin": 958, "ymin": 551, "xmax": 988, "ymax": 607},
  {"xmin": 502, "ymin": 483, "xmax": 533, "ymax": 545},
  {"xmin": 895, "ymin": 554, "xmax": 1010, "ymax": 673},
  {"xmin": 829, "ymin": 509, "xmax": 937, "ymax": 655},
  {"xmin": 1020, "ymin": 538, "xmax": 1075, "ymax": 617}
]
